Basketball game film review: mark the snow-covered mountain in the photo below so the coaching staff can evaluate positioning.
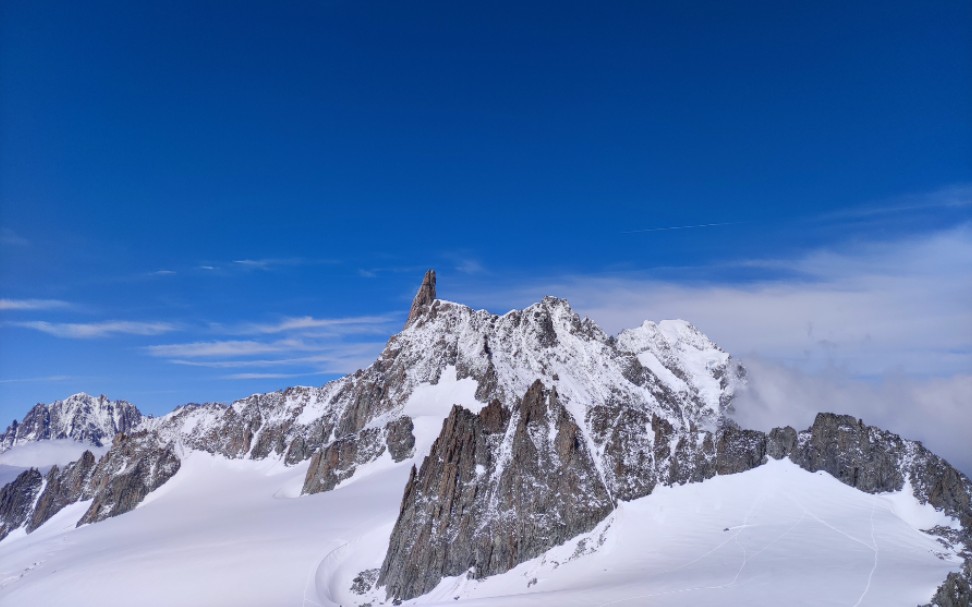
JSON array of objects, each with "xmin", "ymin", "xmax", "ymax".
[
  {"xmin": 0, "ymin": 270, "xmax": 969, "ymax": 606},
  {"xmin": 0, "ymin": 393, "xmax": 141, "ymax": 451}
]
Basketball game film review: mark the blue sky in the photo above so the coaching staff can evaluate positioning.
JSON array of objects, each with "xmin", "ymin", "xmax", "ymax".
[{"xmin": 1, "ymin": 1, "xmax": 970, "ymax": 466}]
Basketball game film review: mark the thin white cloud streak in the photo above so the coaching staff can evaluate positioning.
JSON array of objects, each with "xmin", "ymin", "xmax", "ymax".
[
  {"xmin": 0, "ymin": 228, "xmax": 28, "ymax": 246},
  {"xmin": 234, "ymin": 315, "xmax": 397, "ymax": 335},
  {"xmin": 220, "ymin": 372, "xmax": 304, "ymax": 381},
  {"xmin": 166, "ymin": 342, "xmax": 387, "ymax": 375},
  {"xmin": 231, "ymin": 258, "xmax": 336, "ymax": 271},
  {"xmin": 12, "ymin": 320, "xmax": 177, "ymax": 339},
  {"xmin": 0, "ymin": 298, "xmax": 71, "ymax": 311},
  {"xmin": 819, "ymin": 183, "xmax": 972, "ymax": 220},
  {"xmin": 0, "ymin": 375, "xmax": 72, "ymax": 384},
  {"xmin": 622, "ymin": 221, "xmax": 744, "ymax": 234},
  {"xmin": 145, "ymin": 339, "xmax": 318, "ymax": 358}
]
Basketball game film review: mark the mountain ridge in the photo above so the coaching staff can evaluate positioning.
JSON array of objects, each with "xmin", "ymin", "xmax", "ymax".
[{"xmin": 0, "ymin": 271, "xmax": 969, "ymax": 605}]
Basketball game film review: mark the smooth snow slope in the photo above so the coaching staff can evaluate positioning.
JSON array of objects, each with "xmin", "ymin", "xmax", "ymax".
[
  {"xmin": 340, "ymin": 460, "xmax": 962, "ymax": 607},
  {"xmin": 0, "ymin": 376, "xmax": 961, "ymax": 607}
]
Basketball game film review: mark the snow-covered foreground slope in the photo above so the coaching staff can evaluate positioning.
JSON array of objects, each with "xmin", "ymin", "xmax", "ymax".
[
  {"xmin": 0, "ymin": 452, "xmax": 958, "ymax": 607},
  {"xmin": 0, "ymin": 450, "xmax": 405, "ymax": 606},
  {"xmin": 350, "ymin": 459, "xmax": 961, "ymax": 607}
]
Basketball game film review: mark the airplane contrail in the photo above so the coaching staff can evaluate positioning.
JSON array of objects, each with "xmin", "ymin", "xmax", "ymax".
[{"xmin": 621, "ymin": 221, "xmax": 744, "ymax": 234}]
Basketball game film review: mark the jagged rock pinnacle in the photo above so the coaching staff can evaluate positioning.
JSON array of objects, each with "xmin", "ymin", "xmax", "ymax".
[{"xmin": 405, "ymin": 269, "xmax": 436, "ymax": 328}]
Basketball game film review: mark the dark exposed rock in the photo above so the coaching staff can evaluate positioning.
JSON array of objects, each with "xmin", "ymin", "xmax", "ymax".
[
  {"xmin": 714, "ymin": 422, "xmax": 766, "ymax": 476},
  {"xmin": 924, "ymin": 561, "xmax": 972, "ymax": 607},
  {"xmin": 385, "ymin": 417, "xmax": 416, "ymax": 462},
  {"xmin": 302, "ymin": 417, "xmax": 416, "ymax": 494},
  {"xmin": 28, "ymin": 450, "xmax": 98, "ymax": 531},
  {"xmin": 789, "ymin": 413, "xmax": 906, "ymax": 494},
  {"xmin": 588, "ymin": 404, "xmax": 656, "ymax": 501},
  {"xmin": 77, "ymin": 431, "xmax": 181, "ymax": 526},
  {"xmin": 405, "ymin": 269, "xmax": 436, "ymax": 328},
  {"xmin": 379, "ymin": 381, "xmax": 614, "ymax": 601},
  {"xmin": 766, "ymin": 425, "xmax": 797, "ymax": 460},
  {"xmin": 285, "ymin": 436, "xmax": 310, "ymax": 465},
  {"xmin": 0, "ymin": 468, "xmax": 43, "ymax": 540},
  {"xmin": 351, "ymin": 568, "xmax": 380, "ymax": 595},
  {"xmin": 303, "ymin": 430, "xmax": 381, "ymax": 494},
  {"xmin": 378, "ymin": 404, "xmax": 972, "ymax": 602}
]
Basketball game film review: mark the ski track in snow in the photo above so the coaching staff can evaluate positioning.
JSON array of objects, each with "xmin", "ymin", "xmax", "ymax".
[{"xmin": 852, "ymin": 501, "xmax": 879, "ymax": 607}]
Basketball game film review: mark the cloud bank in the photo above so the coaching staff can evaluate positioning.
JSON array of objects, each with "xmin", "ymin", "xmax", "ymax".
[{"xmin": 457, "ymin": 225, "xmax": 971, "ymax": 475}]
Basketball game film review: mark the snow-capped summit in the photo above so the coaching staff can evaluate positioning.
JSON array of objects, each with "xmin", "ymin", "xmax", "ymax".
[
  {"xmin": 0, "ymin": 271, "xmax": 969, "ymax": 606},
  {"xmin": 0, "ymin": 393, "xmax": 142, "ymax": 452}
]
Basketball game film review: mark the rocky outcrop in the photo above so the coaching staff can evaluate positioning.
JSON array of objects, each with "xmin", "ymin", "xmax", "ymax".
[
  {"xmin": 77, "ymin": 431, "xmax": 181, "ymax": 526},
  {"xmin": 787, "ymin": 413, "xmax": 907, "ymax": 493},
  {"xmin": 924, "ymin": 560, "xmax": 972, "ymax": 607},
  {"xmin": 1, "ymin": 394, "xmax": 142, "ymax": 451},
  {"xmin": 0, "ymin": 431, "xmax": 181, "ymax": 537},
  {"xmin": 28, "ymin": 450, "xmax": 98, "ymax": 531},
  {"xmin": 0, "ymin": 469, "xmax": 43, "ymax": 541},
  {"xmin": 302, "ymin": 416, "xmax": 415, "ymax": 494},
  {"xmin": 405, "ymin": 269, "xmax": 436, "ymax": 328},
  {"xmin": 379, "ymin": 405, "xmax": 972, "ymax": 601},
  {"xmin": 379, "ymin": 382, "xmax": 615, "ymax": 601}
]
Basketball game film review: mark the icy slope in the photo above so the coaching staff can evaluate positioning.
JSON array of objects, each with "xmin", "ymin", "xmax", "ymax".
[
  {"xmin": 348, "ymin": 459, "xmax": 963, "ymax": 607},
  {"xmin": 0, "ymin": 451, "xmax": 959, "ymax": 607}
]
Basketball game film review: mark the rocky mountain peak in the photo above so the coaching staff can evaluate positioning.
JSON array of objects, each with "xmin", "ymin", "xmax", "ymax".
[
  {"xmin": 405, "ymin": 269, "xmax": 437, "ymax": 328},
  {"xmin": 1, "ymin": 393, "xmax": 143, "ymax": 452}
]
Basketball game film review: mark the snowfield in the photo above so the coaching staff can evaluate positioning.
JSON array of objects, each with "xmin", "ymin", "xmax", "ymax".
[
  {"xmin": 0, "ymin": 449, "xmax": 960, "ymax": 606},
  {"xmin": 0, "ymin": 310, "xmax": 964, "ymax": 606}
]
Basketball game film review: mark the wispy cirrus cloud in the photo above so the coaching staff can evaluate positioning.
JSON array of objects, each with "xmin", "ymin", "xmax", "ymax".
[
  {"xmin": 0, "ymin": 375, "xmax": 73, "ymax": 384},
  {"xmin": 0, "ymin": 228, "xmax": 29, "ymax": 247},
  {"xmin": 231, "ymin": 257, "xmax": 336, "ymax": 271},
  {"xmin": 818, "ymin": 183, "xmax": 972, "ymax": 221},
  {"xmin": 146, "ymin": 311, "xmax": 396, "ymax": 380},
  {"xmin": 0, "ymin": 298, "xmax": 71, "ymax": 311},
  {"xmin": 232, "ymin": 314, "xmax": 396, "ymax": 335},
  {"xmin": 145, "ymin": 338, "xmax": 317, "ymax": 358},
  {"xmin": 622, "ymin": 221, "xmax": 744, "ymax": 235},
  {"xmin": 12, "ymin": 320, "xmax": 178, "ymax": 339},
  {"xmin": 220, "ymin": 372, "xmax": 308, "ymax": 381}
]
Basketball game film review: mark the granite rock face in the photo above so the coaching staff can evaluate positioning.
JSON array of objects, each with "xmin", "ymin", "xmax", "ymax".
[
  {"xmin": 0, "ymin": 431, "xmax": 182, "ymax": 537},
  {"xmin": 0, "ymin": 469, "xmax": 43, "ymax": 541},
  {"xmin": 406, "ymin": 269, "xmax": 436, "ymax": 328},
  {"xmin": 302, "ymin": 416, "xmax": 415, "ymax": 494},
  {"xmin": 378, "ymin": 405, "xmax": 972, "ymax": 601},
  {"xmin": 77, "ymin": 430, "xmax": 181, "ymax": 526},
  {"xmin": 28, "ymin": 450, "xmax": 98, "ymax": 531},
  {"xmin": 925, "ymin": 561, "xmax": 972, "ymax": 607},
  {"xmin": 379, "ymin": 381, "xmax": 615, "ymax": 601},
  {"xmin": 787, "ymin": 413, "xmax": 906, "ymax": 493}
]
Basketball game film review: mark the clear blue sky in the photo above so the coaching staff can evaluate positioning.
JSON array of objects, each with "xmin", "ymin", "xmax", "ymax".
[{"xmin": 1, "ymin": 0, "xmax": 970, "ymax": 433}]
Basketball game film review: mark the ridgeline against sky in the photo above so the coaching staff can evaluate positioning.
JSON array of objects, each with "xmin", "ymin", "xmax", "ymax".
[{"xmin": 0, "ymin": 2, "xmax": 969, "ymax": 469}]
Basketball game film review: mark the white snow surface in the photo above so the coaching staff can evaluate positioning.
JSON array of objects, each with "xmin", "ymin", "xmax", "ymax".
[
  {"xmin": 0, "ymin": 451, "xmax": 958, "ymax": 607},
  {"xmin": 0, "ymin": 300, "xmax": 962, "ymax": 606}
]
